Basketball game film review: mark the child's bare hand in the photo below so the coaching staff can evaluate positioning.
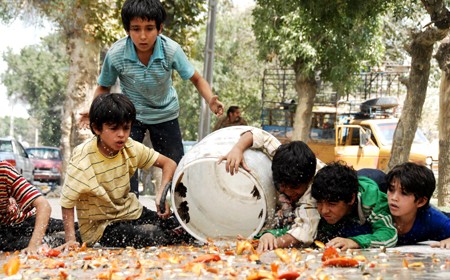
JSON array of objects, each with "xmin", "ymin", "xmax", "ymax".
[
  {"xmin": 156, "ymin": 202, "xmax": 171, "ymax": 219},
  {"xmin": 22, "ymin": 244, "xmax": 39, "ymax": 255},
  {"xmin": 236, "ymin": 234, "xmax": 246, "ymax": 240},
  {"xmin": 209, "ymin": 95, "xmax": 224, "ymax": 116},
  {"xmin": 78, "ymin": 111, "xmax": 90, "ymax": 130},
  {"xmin": 256, "ymin": 233, "xmax": 277, "ymax": 253},
  {"xmin": 217, "ymin": 146, "xmax": 250, "ymax": 175},
  {"xmin": 155, "ymin": 193, "xmax": 171, "ymax": 219},
  {"xmin": 430, "ymin": 238, "xmax": 450, "ymax": 249},
  {"xmin": 55, "ymin": 240, "xmax": 80, "ymax": 252},
  {"xmin": 326, "ymin": 237, "xmax": 360, "ymax": 250}
]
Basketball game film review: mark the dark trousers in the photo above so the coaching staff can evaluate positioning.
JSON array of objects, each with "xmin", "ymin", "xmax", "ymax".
[
  {"xmin": 98, "ymin": 207, "xmax": 190, "ymax": 248},
  {"xmin": 0, "ymin": 217, "xmax": 72, "ymax": 251},
  {"xmin": 130, "ymin": 119, "xmax": 184, "ymax": 197}
]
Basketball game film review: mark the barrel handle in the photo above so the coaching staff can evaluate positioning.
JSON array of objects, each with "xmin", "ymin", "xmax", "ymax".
[{"xmin": 159, "ymin": 180, "xmax": 172, "ymax": 214}]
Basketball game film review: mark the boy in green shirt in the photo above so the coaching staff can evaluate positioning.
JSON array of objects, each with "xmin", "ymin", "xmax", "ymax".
[{"xmin": 311, "ymin": 161, "xmax": 397, "ymax": 250}]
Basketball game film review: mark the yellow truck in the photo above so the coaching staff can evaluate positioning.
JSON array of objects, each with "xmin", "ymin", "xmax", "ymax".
[{"xmin": 262, "ymin": 97, "xmax": 438, "ymax": 173}]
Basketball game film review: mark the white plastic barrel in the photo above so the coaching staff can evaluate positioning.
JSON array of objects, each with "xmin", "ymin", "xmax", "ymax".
[{"xmin": 171, "ymin": 126, "xmax": 278, "ymax": 243}]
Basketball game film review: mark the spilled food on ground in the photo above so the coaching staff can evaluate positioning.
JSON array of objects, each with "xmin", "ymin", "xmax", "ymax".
[{"xmin": 1, "ymin": 240, "xmax": 450, "ymax": 279}]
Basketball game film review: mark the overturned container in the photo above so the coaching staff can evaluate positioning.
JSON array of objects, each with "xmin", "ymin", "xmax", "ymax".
[{"xmin": 171, "ymin": 126, "xmax": 278, "ymax": 243}]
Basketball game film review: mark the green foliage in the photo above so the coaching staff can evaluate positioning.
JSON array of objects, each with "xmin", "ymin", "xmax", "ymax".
[
  {"xmin": 0, "ymin": 0, "xmax": 206, "ymax": 50},
  {"xmin": 1, "ymin": 33, "xmax": 68, "ymax": 146},
  {"xmin": 162, "ymin": 0, "xmax": 207, "ymax": 55},
  {"xmin": 177, "ymin": 3, "xmax": 264, "ymax": 140},
  {"xmin": 252, "ymin": 0, "xmax": 395, "ymax": 94},
  {"xmin": 0, "ymin": 116, "xmax": 37, "ymax": 146}
]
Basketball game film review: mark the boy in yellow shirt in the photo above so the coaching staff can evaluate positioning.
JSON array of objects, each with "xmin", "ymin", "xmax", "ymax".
[{"xmin": 60, "ymin": 93, "xmax": 188, "ymax": 248}]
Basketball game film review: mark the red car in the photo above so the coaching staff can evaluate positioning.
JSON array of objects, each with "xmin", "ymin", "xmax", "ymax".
[{"xmin": 26, "ymin": 146, "xmax": 63, "ymax": 185}]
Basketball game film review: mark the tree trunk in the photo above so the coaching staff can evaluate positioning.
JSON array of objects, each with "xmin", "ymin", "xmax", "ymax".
[
  {"xmin": 388, "ymin": 26, "xmax": 447, "ymax": 171},
  {"xmin": 435, "ymin": 38, "xmax": 450, "ymax": 206},
  {"xmin": 60, "ymin": 33, "xmax": 100, "ymax": 175},
  {"xmin": 291, "ymin": 70, "xmax": 317, "ymax": 142}
]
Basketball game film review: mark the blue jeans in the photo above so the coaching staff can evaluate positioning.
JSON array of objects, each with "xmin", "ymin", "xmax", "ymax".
[{"xmin": 130, "ymin": 118, "xmax": 184, "ymax": 197}]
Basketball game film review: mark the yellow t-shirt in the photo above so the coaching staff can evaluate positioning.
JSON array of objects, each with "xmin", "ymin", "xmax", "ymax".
[{"xmin": 60, "ymin": 136, "xmax": 159, "ymax": 245}]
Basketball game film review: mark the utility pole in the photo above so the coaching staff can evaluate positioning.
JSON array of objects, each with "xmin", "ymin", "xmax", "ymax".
[{"xmin": 198, "ymin": 0, "xmax": 217, "ymax": 140}]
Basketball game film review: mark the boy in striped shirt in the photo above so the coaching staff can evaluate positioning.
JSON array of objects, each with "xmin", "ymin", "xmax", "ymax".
[
  {"xmin": 60, "ymin": 93, "xmax": 188, "ymax": 249},
  {"xmin": 0, "ymin": 161, "xmax": 65, "ymax": 253},
  {"xmin": 81, "ymin": 0, "xmax": 224, "ymax": 197}
]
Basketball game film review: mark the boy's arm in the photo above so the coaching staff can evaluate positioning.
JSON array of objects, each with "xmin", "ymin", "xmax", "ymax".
[
  {"xmin": 152, "ymin": 154, "xmax": 177, "ymax": 218},
  {"xmin": 349, "ymin": 212, "xmax": 397, "ymax": 248},
  {"xmin": 25, "ymin": 196, "xmax": 52, "ymax": 254},
  {"xmin": 219, "ymin": 131, "xmax": 254, "ymax": 175},
  {"xmin": 59, "ymin": 207, "xmax": 79, "ymax": 249},
  {"xmin": 190, "ymin": 71, "xmax": 224, "ymax": 116},
  {"xmin": 219, "ymin": 128, "xmax": 281, "ymax": 175},
  {"xmin": 349, "ymin": 218, "xmax": 397, "ymax": 248},
  {"xmin": 286, "ymin": 195, "xmax": 321, "ymax": 246}
]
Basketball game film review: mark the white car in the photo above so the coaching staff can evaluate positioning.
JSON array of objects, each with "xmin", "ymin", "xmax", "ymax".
[{"xmin": 0, "ymin": 136, "xmax": 34, "ymax": 182}]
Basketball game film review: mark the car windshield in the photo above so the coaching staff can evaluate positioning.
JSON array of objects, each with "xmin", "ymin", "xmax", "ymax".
[
  {"xmin": 27, "ymin": 148, "xmax": 61, "ymax": 160},
  {"xmin": 374, "ymin": 123, "xmax": 429, "ymax": 146},
  {"xmin": 0, "ymin": 140, "xmax": 13, "ymax": 152}
]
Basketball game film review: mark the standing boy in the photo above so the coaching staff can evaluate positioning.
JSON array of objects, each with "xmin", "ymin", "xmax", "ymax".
[
  {"xmin": 386, "ymin": 162, "xmax": 450, "ymax": 248},
  {"xmin": 220, "ymin": 128, "xmax": 321, "ymax": 253},
  {"xmin": 0, "ymin": 161, "xmax": 65, "ymax": 253},
  {"xmin": 60, "ymin": 93, "xmax": 186, "ymax": 248},
  {"xmin": 81, "ymin": 0, "xmax": 224, "ymax": 197},
  {"xmin": 311, "ymin": 161, "xmax": 397, "ymax": 250}
]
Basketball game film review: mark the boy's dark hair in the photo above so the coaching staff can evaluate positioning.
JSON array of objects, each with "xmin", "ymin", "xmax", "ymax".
[
  {"xmin": 272, "ymin": 141, "xmax": 316, "ymax": 191},
  {"xmin": 121, "ymin": 0, "xmax": 167, "ymax": 32},
  {"xmin": 385, "ymin": 162, "xmax": 435, "ymax": 208},
  {"xmin": 89, "ymin": 93, "xmax": 136, "ymax": 134},
  {"xmin": 311, "ymin": 161, "xmax": 359, "ymax": 203}
]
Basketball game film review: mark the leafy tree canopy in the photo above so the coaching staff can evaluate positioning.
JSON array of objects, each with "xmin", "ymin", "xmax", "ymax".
[
  {"xmin": 252, "ymin": 0, "xmax": 396, "ymax": 92},
  {"xmin": 0, "ymin": 0, "xmax": 207, "ymax": 51},
  {"xmin": 177, "ymin": 2, "xmax": 264, "ymax": 140},
  {"xmin": 1, "ymin": 33, "xmax": 68, "ymax": 146}
]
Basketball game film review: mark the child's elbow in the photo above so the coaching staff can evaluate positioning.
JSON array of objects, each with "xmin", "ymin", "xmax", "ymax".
[{"xmin": 34, "ymin": 196, "xmax": 52, "ymax": 216}]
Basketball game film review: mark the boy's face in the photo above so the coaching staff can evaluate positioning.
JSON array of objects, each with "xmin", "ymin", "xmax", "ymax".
[
  {"xmin": 316, "ymin": 197, "xmax": 355, "ymax": 225},
  {"xmin": 127, "ymin": 18, "xmax": 162, "ymax": 56},
  {"xmin": 93, "ymin": 122, "xmax": 132, "ymax": 155},
  {"xmin": 387, "ymin": 178, "xmax": 426, "ymax": 218},
  {"xmin": 278, "ymin": 183, "xmax": 308, "ymax": 204}
]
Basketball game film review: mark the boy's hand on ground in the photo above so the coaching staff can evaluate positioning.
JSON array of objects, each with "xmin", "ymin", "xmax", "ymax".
[
  {"xmin": 55, "ymin": 240, "xmax": 80, "ymax": 252},
  {"xmin": 431, "ymin": 238, "xmax": 450, "ymax": 249},
  {"xmin": 257, "ymin": 233, "xmax": 277, "ymax": 253},
  {"xmin": 22, "ymin": 244, "xmax": 39, "ymax": 255},
  {"xmin": 326, "ymin": 237, "xmax": 360, "ymax": 250}
]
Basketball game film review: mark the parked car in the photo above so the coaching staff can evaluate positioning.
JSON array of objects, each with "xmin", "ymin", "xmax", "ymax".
[
  {"xmin": 0, "ymin": 136, "xmax": 34, "ymax": 182},
  {"xmin": 26, "ymin": 146, "xmax": 63, "ymax": 186}
]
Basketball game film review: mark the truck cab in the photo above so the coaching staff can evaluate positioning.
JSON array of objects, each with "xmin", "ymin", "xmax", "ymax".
[{"xmin": 263, "ymin": 97, "xmax": 438, "ymax": 173}]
